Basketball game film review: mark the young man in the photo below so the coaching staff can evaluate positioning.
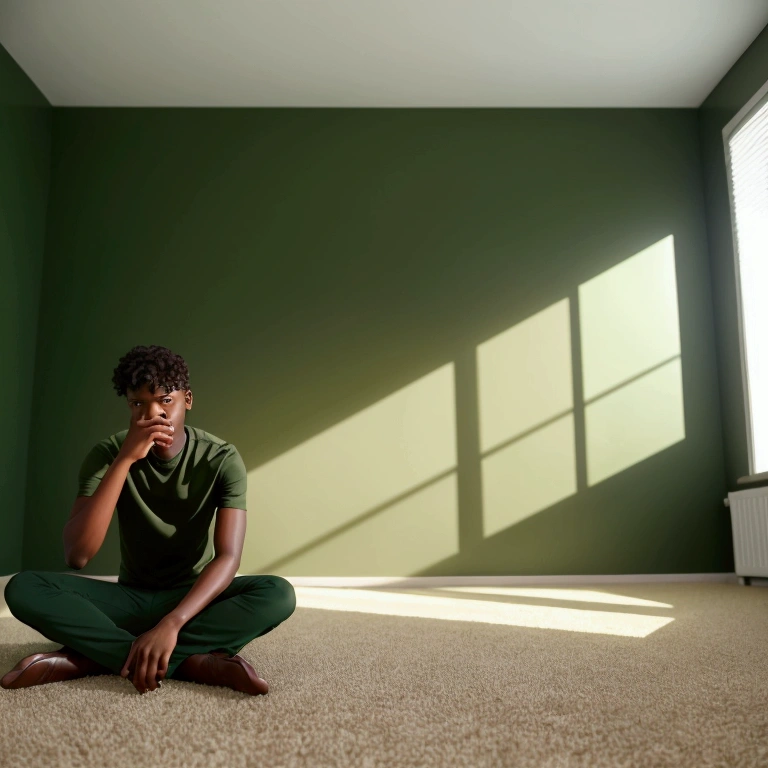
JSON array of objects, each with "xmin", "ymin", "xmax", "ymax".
[{"xmin": 1, "ymin": 345, "xmax": 295, "ymax": 696}]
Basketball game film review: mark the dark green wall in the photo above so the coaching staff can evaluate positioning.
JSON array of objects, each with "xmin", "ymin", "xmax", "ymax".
[
  {"xmin": 0, "ymin": 45, "xmax": 50, "ymax": 575},
  {"xmin": 699, "ymin": 25, "xmax": 768, "ymax": 488},
  {"xmin": 22, "ymin": 107, "xmax": 728, "ymax": 577}
]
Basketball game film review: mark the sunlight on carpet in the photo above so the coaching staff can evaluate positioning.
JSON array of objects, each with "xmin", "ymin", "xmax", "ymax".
[{"xmin": 294, "ymin": 586, "xmax": 674, "ymax": 637}]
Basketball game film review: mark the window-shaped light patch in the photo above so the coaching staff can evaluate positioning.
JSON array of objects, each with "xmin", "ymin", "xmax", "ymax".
[
  {"xmin": 585, "ymin": 359, "xmax": 685, "ymax": 486},
  {"xmin": 477, "ymin": 299, "xmax": 574, "ymax": 453},
  {"xmin": 579, "ymin": 236, "xmax": 685, "ymax": 486},
  {"xmin": 295, "ymin": 587, "xmax": 674, "ymax": 638},
  {"xmin": 241, "ymin": 364, "xmax": 459, "ymax": 575},
  {"xmin": 260, "ymin": 474, "xmax": 458, "ymax": 576},
  {"xmin": 481, "ymin": 413, "xmax": 577, "ymax": 537},
  {"xmin": 579, "ymin": 235, "xmax": 681, "ymax": 401},
  {"xmin": 477, "ymin": 300, "xmax": 577, "ymax": 538}
]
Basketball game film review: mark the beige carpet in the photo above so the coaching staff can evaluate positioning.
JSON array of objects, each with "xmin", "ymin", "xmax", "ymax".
[{"xmin": 1, "ymin": 577, "xmax": 767, "ymax": 768}]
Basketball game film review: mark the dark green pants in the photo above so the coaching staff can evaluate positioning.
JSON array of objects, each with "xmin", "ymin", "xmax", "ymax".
[{"xmin": 4, "ymin": 570, "xmax": 296, "ymax": 679}]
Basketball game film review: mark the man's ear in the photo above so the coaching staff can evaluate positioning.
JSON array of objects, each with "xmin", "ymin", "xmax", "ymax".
[{"xmin": 185, "ymin": 389, "xmax": 193, "ymax": 411}]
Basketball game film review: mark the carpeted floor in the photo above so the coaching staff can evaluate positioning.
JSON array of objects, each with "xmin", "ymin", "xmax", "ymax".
[{"xmin": 1, "ymin": 577, "xmax": 767, "ymax": 768}]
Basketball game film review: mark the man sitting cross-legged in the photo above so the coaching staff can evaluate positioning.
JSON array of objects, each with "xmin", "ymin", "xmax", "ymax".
[{"xmin": 2, "ymin": 344, "xmax": 295, "ymax": 696}]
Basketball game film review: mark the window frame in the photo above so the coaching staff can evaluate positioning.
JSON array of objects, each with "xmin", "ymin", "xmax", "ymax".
[{"xmin": 722, "ymin": 78, "xmax": 768, "ymax": 478}]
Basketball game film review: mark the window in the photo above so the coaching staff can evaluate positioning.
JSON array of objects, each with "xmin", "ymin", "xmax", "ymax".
[{"xmin": 724, "ymin": 83, "xmax": 768, "ymax": 475}]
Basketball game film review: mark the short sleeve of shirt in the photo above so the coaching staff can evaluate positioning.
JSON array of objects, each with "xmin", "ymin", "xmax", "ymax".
[
  {"xmin": 77, "ymin": 443, "xmax": 113, "ymax": 497},
  {"xmin": 217, "ymin": 447, "xmax": 247, "ymax": 510}
]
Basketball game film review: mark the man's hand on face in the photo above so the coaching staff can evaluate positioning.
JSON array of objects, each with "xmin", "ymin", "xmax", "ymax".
[
  {"xmin": 118, "ymin": 415, "xmax": 175, "ymax": 463},
  {"xmin": 120, "ymin": 622, "xmax": 180, "ymax": 694}
]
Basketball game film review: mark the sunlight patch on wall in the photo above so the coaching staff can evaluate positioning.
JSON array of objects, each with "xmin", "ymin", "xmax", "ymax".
[
  {"xmin": 262, "ymin": 475, "xmax": 458, "ymax": 575},
  {"xmin": 477, "ymin": 300, "xmax": 577, "ymax": 538},
  {"xmin": 295, "ymin": 587, "xmax": 674, "ymax": 638},
  {"xmin": 481, "ymin": 414, "xmax": 577, "ymax": 537},
  {"xmin": 477, "ymin": 299, "xmax": 573, "ymax": 452},
  {"xmin": 585, "ymin": 359, "xmax": 685, "ymax": 486},
  {"xmin": 579, "ymin": 236, "xmax": 685, "ymax": 486},
  {"xmin": 579, "ymin": 236, "xmax": 681, "ymax": 401},
  {"xmin": 241, "ymin": 364, "xmax": 458, "ymax": 574}
]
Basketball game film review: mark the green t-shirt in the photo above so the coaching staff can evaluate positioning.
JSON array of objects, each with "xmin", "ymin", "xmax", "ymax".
[{"xmin": 77, "ymin": 424, "xmax": 247, "ymax": 591}]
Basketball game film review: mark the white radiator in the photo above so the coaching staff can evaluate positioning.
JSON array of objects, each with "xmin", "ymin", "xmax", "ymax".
[{"xmin": 726, "ymin": 486, "xmax": 768, "ymax": 578}]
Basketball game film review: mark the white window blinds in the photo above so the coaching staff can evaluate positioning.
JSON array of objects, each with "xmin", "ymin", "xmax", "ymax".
[{"xmin": 726, "ymin": 96, "xmax": 768, "ymax": 474}]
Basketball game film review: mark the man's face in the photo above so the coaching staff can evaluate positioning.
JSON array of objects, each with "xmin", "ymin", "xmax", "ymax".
[{"xmin": 125, "ymin": 383, "xmax": 192, "ymax": 425}]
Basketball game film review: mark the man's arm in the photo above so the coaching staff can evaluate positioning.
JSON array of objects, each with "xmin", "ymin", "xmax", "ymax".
[
  {"xmin": 157, "ymin": 507, "xmax": 247, "ymax": 632},
  {"xmin": 64, "ymin": 415, "xmax": 175, "ymax": 569},
  {"xmin": 63, "ymin": 457, "xmax": 133, "ymax": 569}
]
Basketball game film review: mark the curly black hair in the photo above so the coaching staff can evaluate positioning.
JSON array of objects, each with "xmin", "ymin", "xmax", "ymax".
[{"xmin": 112, "ymin": 345, "xmax": 190, "ymax": 397}]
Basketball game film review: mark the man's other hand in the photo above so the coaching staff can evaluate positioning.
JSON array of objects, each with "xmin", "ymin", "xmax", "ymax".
[{"xmin": 120, "ymin": 622, "xmax": 179, "ymax": 693}]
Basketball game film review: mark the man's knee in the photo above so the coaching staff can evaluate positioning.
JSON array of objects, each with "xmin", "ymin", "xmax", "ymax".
[
  {"xmin": 4, "ymin": 571, "xmax": 41, "ymax": 617},
  {"xmin": 267, "ymin": 575, "xmax": 296, "ymax": 622}
]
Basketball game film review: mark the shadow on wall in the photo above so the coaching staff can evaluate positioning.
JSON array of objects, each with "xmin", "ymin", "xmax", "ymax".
[{"xmin": 239, "ymin": 235, "xmax": 685, "ymax": 577}]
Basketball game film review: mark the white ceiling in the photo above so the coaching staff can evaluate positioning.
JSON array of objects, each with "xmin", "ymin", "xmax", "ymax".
[{"xmin": 1, "ymin": 0, "xmax": 767, "ymax": 108}]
